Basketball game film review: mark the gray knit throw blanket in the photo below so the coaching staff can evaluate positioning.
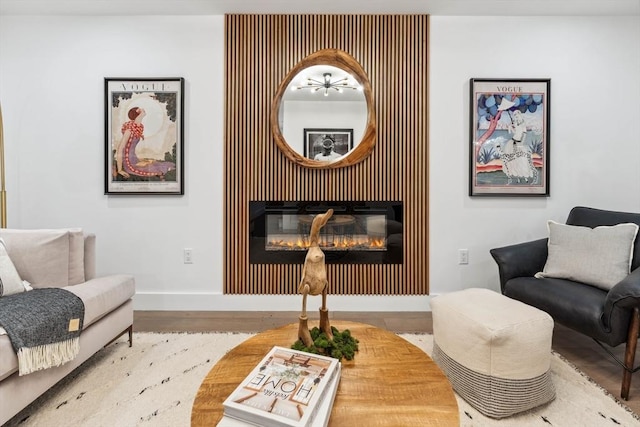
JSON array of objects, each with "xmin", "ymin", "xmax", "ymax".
[{"xmin": 0, "ymin": 288, "xmax": 84, "ymax": 375}]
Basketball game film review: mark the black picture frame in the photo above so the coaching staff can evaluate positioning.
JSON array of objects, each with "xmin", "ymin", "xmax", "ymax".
[
  {"xmin": 469, "ymin": 78, "xmax": 550, "ymax": 197},
  {"xmin": 303, "ymin": 128, "xmax": 354, "ymax": 161},
  {"xmin": 104, "ymin": 77, "xmax": 184, "ymax": 195}
]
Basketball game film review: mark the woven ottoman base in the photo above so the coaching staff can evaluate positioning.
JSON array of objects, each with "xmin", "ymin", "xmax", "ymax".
[{"xmin": 431, "ymin": 288, "xmax": 555, "ymax": 418}]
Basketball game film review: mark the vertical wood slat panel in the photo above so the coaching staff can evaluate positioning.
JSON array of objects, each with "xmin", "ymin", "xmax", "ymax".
[{"xmin": 224, "ymin": 15, "xmax": 429, "ymax": 296}]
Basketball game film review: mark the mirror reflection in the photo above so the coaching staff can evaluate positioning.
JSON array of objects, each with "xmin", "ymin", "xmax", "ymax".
[
  {"xmin": 277, "ymin": 65, "xmax": 368, "ymax": 163},
  {"xmin": 271, "ymin": 49, "xmax": 376, "ymax": 169}
]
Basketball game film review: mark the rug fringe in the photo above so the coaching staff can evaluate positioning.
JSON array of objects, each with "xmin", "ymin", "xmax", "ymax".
[{"xmin": 17, "ymin": 338, "xmax": 80, "ymax": 376}]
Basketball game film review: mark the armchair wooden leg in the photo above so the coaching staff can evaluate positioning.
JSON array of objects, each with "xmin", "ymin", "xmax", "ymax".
[{"xmin": 621, "ymin": 307, "xmax": 640, "ymax": 400}]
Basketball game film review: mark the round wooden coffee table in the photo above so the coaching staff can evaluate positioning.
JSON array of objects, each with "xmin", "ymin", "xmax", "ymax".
[{"xmin": 191, "ymin": 321, "xmax": 459, "ymax": 426}]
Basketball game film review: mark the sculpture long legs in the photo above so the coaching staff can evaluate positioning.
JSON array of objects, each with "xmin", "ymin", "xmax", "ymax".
[
  {"xmin": 298, "ymin": 285, "xmax": 313, "ymax": 347},
  {"xmin": 319, "ymin": 287, "xmax": 333, "ymax": 341},
  {"xmin": 298, "ymin": 284, "xmax": 333, "ymax": 347}
]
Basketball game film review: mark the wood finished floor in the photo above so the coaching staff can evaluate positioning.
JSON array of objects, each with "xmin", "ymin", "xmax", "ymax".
[{"xmin": 134, "ymin": 310, "xmax": 640, "ymax": 415}]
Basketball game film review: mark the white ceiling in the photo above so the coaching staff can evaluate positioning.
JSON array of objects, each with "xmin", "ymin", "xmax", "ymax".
[{"xmin": 1, "ymin": 0, "xmax": 639, "ymax": 16}]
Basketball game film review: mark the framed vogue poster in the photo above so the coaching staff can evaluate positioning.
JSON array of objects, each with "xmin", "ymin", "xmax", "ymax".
[
  {"xmin": 303, "ymin": 128, "xmax": 353, "ymax": 162},
  {"xmin": 104, "ymin": 77, "xmax": 184, "ymax": 195},
  {"xmin": 469, "ymin": 78, "xmax": 550, "ymax": 197}
]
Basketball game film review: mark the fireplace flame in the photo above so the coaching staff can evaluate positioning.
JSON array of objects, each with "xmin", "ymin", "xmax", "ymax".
[
  {"xmin": 369, "ymin": 237, "xmax": 385, "ymax": 248},
  {"xmin": 267, "ymin": 234, "xmax": 386, "ymax": 251}
]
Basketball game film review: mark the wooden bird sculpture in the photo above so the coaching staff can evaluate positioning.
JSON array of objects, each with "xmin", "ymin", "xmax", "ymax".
[{"xmin": 298, "ymin": 208, "xmax": 334, "ymax": 347}]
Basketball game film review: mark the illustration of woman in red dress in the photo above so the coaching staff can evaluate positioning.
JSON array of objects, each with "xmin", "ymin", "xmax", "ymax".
[{"xmin": 115, "ymin": 107, "xmax": 175, "ymax": 180}]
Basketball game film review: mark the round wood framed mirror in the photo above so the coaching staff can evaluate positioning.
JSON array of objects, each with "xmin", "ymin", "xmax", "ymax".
[{"xmin": 271, "ymin": 49, "xmax": 376, "ymax": 169}]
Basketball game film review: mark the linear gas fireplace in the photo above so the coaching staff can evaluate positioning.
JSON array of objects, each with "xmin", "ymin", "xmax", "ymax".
[{"xmin": 249, "ymin": 201, "xmax": 403, "ymax": 264}]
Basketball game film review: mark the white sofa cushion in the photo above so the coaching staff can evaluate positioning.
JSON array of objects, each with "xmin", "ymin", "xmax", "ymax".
[
  {"xmin": 0, "ymin": 229, "xmax": 85, "ymax": 287},
  {"xmin": 65, "ymin": 275, "xmax": 136, "ymax": 328},
  {"xmin": 83, "ymin": 234, "xmax": 96, "ymax": 281},
  {"xmin": 0, "ymin": 239, "xmax": 24, "ymax": 297},
  {"xmin": 67, "ymin": 229, "xmax": 85, "ymax": 285},
  {"xmin": 0, "ymin": 334, "xmax": 15, "ymax": 381},
  {"xmin": 535, "ymin": 220, "xmax": 639, "ymax": 290}
]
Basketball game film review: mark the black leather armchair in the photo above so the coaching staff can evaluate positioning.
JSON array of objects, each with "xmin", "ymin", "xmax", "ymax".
[{"xmin": 490, "ymin": 206, "xmax": 640, "ymax": 400}]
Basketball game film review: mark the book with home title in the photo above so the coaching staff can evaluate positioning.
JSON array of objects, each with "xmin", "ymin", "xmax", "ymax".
[{"xmin": 221, "ymin": 346, "xmax": 340, "ymax": 427}]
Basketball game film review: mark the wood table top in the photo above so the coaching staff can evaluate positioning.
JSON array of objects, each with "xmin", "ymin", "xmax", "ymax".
[{"xmin": 191, "ymin": 321, "xmax": 459, "ymax": 426}]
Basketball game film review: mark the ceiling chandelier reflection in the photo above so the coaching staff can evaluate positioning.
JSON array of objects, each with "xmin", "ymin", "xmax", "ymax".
[{"xmin": 291, "ymin": 73, "xmax": 362, "ymax": 97}]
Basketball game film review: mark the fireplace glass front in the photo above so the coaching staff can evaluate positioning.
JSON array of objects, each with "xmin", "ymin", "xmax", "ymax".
[{"xmin": 249, "ymin": 201, "xmax": 403, "ymax": 264}]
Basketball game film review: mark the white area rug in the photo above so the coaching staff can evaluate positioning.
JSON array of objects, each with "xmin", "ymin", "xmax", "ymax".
[{"xmin": 5, "ymin": 332, "xmax": 640, "ymax": 427}]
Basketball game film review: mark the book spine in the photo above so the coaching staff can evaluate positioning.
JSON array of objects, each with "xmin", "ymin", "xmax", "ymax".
[{"xmin": 301, "ymin": 363, "xmax": 340, "ymax": 427}]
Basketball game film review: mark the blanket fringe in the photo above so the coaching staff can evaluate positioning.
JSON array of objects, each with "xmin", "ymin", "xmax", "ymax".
[{"xmin": 17, "ymin": 337, "xmax": 80, "ymax": 376}]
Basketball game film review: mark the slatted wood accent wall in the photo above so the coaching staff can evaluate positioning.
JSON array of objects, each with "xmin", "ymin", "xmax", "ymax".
[{"xmin": 224, "ymin": 14, "xmax": 429, "ymax": 295}]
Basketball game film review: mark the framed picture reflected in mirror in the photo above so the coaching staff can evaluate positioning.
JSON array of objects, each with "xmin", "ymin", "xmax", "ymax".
[{"xmin": 303, "ymin": 128, "xmax": 353, "ymax": 162}]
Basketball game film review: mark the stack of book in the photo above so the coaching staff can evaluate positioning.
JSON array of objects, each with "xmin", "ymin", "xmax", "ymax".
[{"xmin": 218, "ymin": 346, "xmax": 341, "ymax": 427}]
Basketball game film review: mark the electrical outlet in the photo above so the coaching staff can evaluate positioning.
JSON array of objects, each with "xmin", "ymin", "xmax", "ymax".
[
  {"xmin": 458, "ymin": 249, "xmax": 469, "ymax": 265},
  {"xmin": 184, "ymin": 248, "xmax": 193, "ymax": 264}
]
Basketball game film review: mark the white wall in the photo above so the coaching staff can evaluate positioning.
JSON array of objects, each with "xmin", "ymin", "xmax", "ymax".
[
  {"xmin": 0, "ymin": 15, "xmax": 638, "ymax": 311},
  {"xmin": 429, "ymin": 16, "xmax": 640, "ymax": 296}
]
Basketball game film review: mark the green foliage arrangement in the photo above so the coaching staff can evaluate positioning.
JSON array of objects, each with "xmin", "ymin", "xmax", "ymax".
[{"xmin": 292, "ymin": 326, "xmax": 359, "ymax": 361}]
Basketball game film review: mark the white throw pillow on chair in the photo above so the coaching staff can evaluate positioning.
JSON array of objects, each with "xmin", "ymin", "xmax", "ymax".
[{"xmin": 535, "ymin": 220, "xmax": 639, "ymax": 290}]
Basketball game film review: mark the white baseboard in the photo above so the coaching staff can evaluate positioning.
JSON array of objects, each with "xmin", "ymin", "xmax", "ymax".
[{"xmin": 133, "ymin": 292, "xmax": 433, "ymax": 311}]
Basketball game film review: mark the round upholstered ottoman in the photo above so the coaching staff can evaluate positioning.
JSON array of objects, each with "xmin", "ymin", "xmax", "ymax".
[{"xmin": 431, "ymin": 288, "xmax": 555, "ymax": 418}]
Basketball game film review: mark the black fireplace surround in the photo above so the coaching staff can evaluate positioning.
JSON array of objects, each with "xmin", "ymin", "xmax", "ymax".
[{"xmin": 249, "ymin": 201, "xmax": 403, "ymax": 264}]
